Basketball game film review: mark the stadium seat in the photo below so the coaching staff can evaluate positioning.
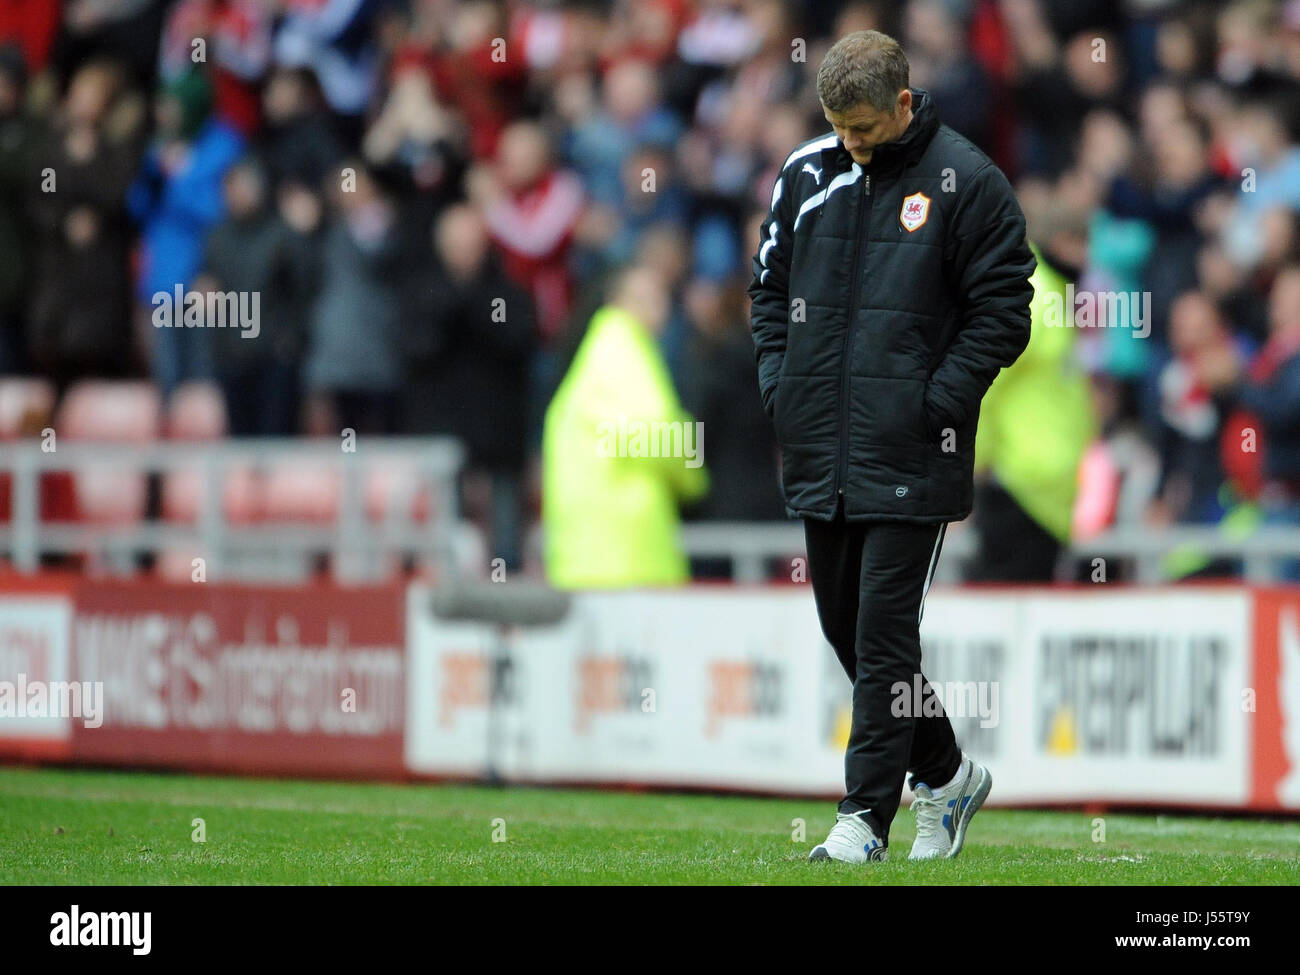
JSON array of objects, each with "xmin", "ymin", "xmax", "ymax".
[
  {"xmin": 260, "ymin": 463, "xmax": 341, "ymax": 523},
  {"xmin": 0, "ymin": 377, "xmax": 56, "ymax": 439},
  {"xmin": 364, "ymin": 460, "xmax": 433, "ymax": 523},
  {"xmin": 165, "ymin": 380, "xmax": 228, "ymax": 440},
  {"xmin": 155, "ymin": 548, "xmax": 203, "ymax": 583},
  {"xmin": 0, "ymin": 377, "xmax": 58, "ymax": 523},
  {"xmin": 160, "ymin": 380, "xmax": 247, "ymax": 524},
  {"xmin": 161, "ymin": 463, "xmax": 261, "ymax": 523},
  {"xmin": 55, "ymin": 381, "xmax": 161, "ymax": 524},
  {"xmin": 57, "ymin": 380, "xmax": 161, "ymax": 443}
]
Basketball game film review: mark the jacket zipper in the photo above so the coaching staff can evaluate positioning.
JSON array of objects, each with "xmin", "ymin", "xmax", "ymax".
[{"xmin": 835, "ymin": 170, "xmax": 871, "ymax": 503}]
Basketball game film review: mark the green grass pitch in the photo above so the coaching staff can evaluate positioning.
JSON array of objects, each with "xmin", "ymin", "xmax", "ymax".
[{"xmin": 1, "ymin": 765, "xmax": 1297, "ymax": 885}]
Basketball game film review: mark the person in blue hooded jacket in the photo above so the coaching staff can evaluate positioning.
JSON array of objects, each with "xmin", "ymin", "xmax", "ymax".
[{"xmin": 129, "ymin": 68, "xmax": 244, "ymax": 397}]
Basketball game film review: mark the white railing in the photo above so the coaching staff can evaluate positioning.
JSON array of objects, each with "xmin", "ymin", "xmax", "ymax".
[
  {"xmin": 7, "ymin": 439, "xmax": 1300, "ymax": 585},
  {"xmin": 677, "ymin": 521, "xmax": 1300, "ymax": 584},
  {"xmin": 0, "ymin": 438, "xmax": 464, "ymax": 583}
]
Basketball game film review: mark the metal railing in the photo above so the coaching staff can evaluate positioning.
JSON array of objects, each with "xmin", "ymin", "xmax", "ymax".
[
  {"xmin": 678, "ymin": 521, "xmax": 1300, "ymax": 584},
  {"xmin": 0, "ymin": 438, "xmax": 464, "ymax": 583},
  {"xmin": 7, "ymin": 437, "xmax": 1299, "ymax": 585}
]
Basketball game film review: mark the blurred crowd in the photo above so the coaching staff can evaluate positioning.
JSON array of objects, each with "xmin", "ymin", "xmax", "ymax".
[{"xmin": 3, "ymin": 0, "xmax": 1300, "ymax": 579}]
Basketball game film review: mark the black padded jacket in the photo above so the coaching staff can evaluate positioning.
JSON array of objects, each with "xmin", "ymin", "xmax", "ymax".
[{"xmin": 748, "ymin": 87, "xmax": 1036, "ymax": 522}]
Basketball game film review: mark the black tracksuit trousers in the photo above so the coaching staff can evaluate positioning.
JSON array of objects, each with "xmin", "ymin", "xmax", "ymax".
[{"xmin": 803, "ymin": 501, "xmax": 963, "ymax": 840}]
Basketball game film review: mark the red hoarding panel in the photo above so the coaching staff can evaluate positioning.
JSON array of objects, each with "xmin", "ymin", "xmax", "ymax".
[
  {"xmin": 1250, "ymin": 589, "xmax": 1300, "ymax": 811},
  {"xmin": 71, "ymin": 582, "xmax": 405, "ymax": 777}
]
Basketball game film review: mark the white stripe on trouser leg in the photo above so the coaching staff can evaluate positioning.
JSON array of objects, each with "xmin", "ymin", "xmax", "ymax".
[{"xmin": 918, "ymin": 524, "xmax": 946, "ymax": 625}]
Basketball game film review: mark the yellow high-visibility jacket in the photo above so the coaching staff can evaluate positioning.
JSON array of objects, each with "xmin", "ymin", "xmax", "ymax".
[
  {"xmin": 543, "ymin": 305, "xmax": 709, "ymax": 588},
  {"xmin": 974, "ymin": 244, "xmax": 1096, "ymax": 542}
]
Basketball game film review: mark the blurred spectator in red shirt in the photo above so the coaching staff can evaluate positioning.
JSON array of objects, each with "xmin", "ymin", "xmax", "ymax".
[
  {"xmin": 467, "ymin": 118, "xmax": 583, "ymax": 345},
  {"xmin": 426, "ymin": 0, "xmax": 526, "ymax": 161},
  {"xmin": 0, "ymin": 0, "xmax": 60, "ymax": 75}
]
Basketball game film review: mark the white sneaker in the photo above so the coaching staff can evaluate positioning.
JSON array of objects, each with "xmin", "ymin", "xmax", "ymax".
[
  {"xmin": 809, "ymin": 810, "xmax": 888, "ymax": 862},
  {"xmin": 908, "ymin": 755, "xmax": 992, "ymax": 860}
]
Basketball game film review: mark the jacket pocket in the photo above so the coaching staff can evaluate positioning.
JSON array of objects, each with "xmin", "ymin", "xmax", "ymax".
[{"xmin": 922, "ymin": 383, "xmax": 953, "ymax": 441}]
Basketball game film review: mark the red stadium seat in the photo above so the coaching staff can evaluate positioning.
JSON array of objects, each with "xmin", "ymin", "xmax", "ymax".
[
  {"xmin": 55, "ymin": 381, "xmax": 161, "ymax": 524},
  {"xmin": 0, "ymin": 377, "xmax": 58, "ymax": 523},
  {"xmin": 57, "ymin": 380, "xmax": 161, "ymax": 443},
  {"xmin": 364, "ymin": 460, "xmax": 433, "ymax": 523},
  {"xmin": 260, "ymin": 463, "xmax": 341, "ymax": 523},
  {"xmin": 155, "ymin": 548, "xmax": 203, "ymax": 583},
  {"xmin": 161, "ymin": 464, "xmax": 261, "ymax": 523},
  {"xmin": 0, "ymin": 377, "xmax": 56, "ymax": 439},
  {"xmin": 160, "ymin": 380, "xmax": 244, "ymax": 524},
  {"xmin": 166, "ymin": 381, "xmax": 228, "ymax": 440}
]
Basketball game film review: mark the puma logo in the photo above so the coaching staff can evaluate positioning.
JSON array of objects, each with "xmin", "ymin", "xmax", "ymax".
[{"xmin": 801, "ymin": 162, "xmax": 823, "ymax": 185}]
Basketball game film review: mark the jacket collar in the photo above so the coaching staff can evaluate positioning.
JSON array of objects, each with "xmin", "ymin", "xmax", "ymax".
[{"xmin": 823, "ymin": 87, "xmax": 940, "ymax": 173}]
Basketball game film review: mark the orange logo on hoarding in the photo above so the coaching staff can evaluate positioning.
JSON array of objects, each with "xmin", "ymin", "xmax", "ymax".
[
  {"xmin": 705, "ymin": 661, "xmax": 783, "ymax": 737},
  {"xmin": 439, "ymin": 654, "xmax": 487, "ymax": 729},
  {"xmin": 574, "ymin": 655, "xmax": 653, "ymax": 734}
]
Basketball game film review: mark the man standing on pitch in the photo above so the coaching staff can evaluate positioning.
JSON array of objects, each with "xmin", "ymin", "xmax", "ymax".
[{"xmin": 749, "ymin": 30, "xmax": 1035, "ymax": 862}]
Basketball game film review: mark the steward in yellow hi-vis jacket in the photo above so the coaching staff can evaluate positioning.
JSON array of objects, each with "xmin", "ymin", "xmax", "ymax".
[
  {"xmin": 543, "ymin": 267, "xmax": 709, "ymax": 588},
  {"xmin": 971, "ymin": 241, "xmax": 1096, "ymax": 580}
]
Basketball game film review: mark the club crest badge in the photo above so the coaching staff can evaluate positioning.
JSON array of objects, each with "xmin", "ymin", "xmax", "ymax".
[{"xmin": 900, "ymin": 192, "xmax": 931, "ymax": 232}]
